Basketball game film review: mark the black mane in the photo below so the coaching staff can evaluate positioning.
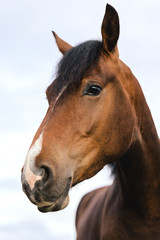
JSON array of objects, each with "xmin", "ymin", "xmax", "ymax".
[{"xmin": 50, "ymin": 40, "xmax": 103, "ymax": 97}]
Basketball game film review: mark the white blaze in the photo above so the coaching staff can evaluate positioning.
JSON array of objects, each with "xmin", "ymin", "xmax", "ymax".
[
  {"xmin": 52, "ymin": 86, "xmax": 67, "ymax": 110},
  {"xmin": 23, "ymin": 132, "xmax": 43, "ymax": 190},
  {"xmin": 23, "ymin": 85, "xmax": 67, "ymax": 190}
]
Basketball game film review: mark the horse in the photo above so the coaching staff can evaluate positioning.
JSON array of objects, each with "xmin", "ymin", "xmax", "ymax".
[{"xmin": 21, "ymin": 4, "xmax": 160, "ymax": 240}]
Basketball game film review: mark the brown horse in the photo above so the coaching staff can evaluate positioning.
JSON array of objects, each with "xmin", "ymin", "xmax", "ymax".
[{"xmin": 21, "ymin": 4, "xmax": 160, "ymax": 240}]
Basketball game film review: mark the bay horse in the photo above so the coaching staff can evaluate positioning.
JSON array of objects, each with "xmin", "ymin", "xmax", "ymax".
[{"xmin": 21, "ymin": 4, "xmax": 160, "ymax": 240}]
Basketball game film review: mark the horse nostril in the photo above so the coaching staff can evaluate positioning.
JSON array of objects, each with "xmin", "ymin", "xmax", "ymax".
[{"xmin": 40, "ymin": 165, "xmax": 54, "ymax": 186}]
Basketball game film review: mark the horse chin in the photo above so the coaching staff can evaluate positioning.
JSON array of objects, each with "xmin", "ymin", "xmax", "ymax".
[
  {"xmin": 38, "ymin": 194, "xmax": 70, "ymax": 213},
  {"xmin": 35, "ymin": 176, "xmax": 72, "ymax": 213}
]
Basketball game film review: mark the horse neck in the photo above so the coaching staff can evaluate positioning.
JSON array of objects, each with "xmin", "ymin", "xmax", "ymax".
[{"xmin": 115, "ymin": 65, "xmax": 160, "ymax": 219}]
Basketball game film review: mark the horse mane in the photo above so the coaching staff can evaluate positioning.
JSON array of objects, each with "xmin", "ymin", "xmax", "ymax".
[{"xmin": 48, "ymin": 40, "xmax": 103, "ymax": 97}]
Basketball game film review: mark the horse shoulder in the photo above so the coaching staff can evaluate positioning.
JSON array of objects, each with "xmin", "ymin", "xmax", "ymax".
[{"xmin": 76, "ymin": 186, "xmax": 110, "ymax": 240}]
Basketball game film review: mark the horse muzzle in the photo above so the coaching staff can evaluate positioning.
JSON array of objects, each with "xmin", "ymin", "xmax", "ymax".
[{"xmin": 21, "ymin": 165, "xmax": 72, "ymax": 212}]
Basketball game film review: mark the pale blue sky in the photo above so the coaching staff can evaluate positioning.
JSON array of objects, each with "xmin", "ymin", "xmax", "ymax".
[{"xmin": 0, "ymin": 0, "xmax": 160, "ymax": 239}]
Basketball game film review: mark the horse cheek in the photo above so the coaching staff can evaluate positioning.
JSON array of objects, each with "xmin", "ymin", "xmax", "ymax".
[{"xmin": 102, "ymin": 98, "xmax": 135, "ymax": 160}]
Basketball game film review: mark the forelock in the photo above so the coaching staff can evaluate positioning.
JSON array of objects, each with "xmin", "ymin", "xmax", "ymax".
[{"xmin": 48, "ymin": 40, "xmax": 103, "ymax": 98}]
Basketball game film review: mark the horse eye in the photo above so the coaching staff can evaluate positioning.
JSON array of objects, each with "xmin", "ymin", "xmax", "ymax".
[{"xmin": 83, "ymin": 85, "xmax": 102, "ymax": 96}]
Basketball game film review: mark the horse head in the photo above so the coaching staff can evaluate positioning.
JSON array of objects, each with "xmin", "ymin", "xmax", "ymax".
[{"xmin": 21, "ymin": 4, "xmax": 137, "ymax": 212}]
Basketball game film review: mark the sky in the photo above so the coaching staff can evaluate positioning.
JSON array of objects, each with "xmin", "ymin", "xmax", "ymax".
[{"xmin": 0, "ymin": 0, "xmax": 160, "ymax": 239}]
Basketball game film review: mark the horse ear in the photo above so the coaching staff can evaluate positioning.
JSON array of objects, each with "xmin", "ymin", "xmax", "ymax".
[
  {"xmin": 101, "ymin": 4, "xmax": 120, "ymax": 54},
  {"xmin": 52, "ymin": 31, "xmax": 72, "ymax": 54}
]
